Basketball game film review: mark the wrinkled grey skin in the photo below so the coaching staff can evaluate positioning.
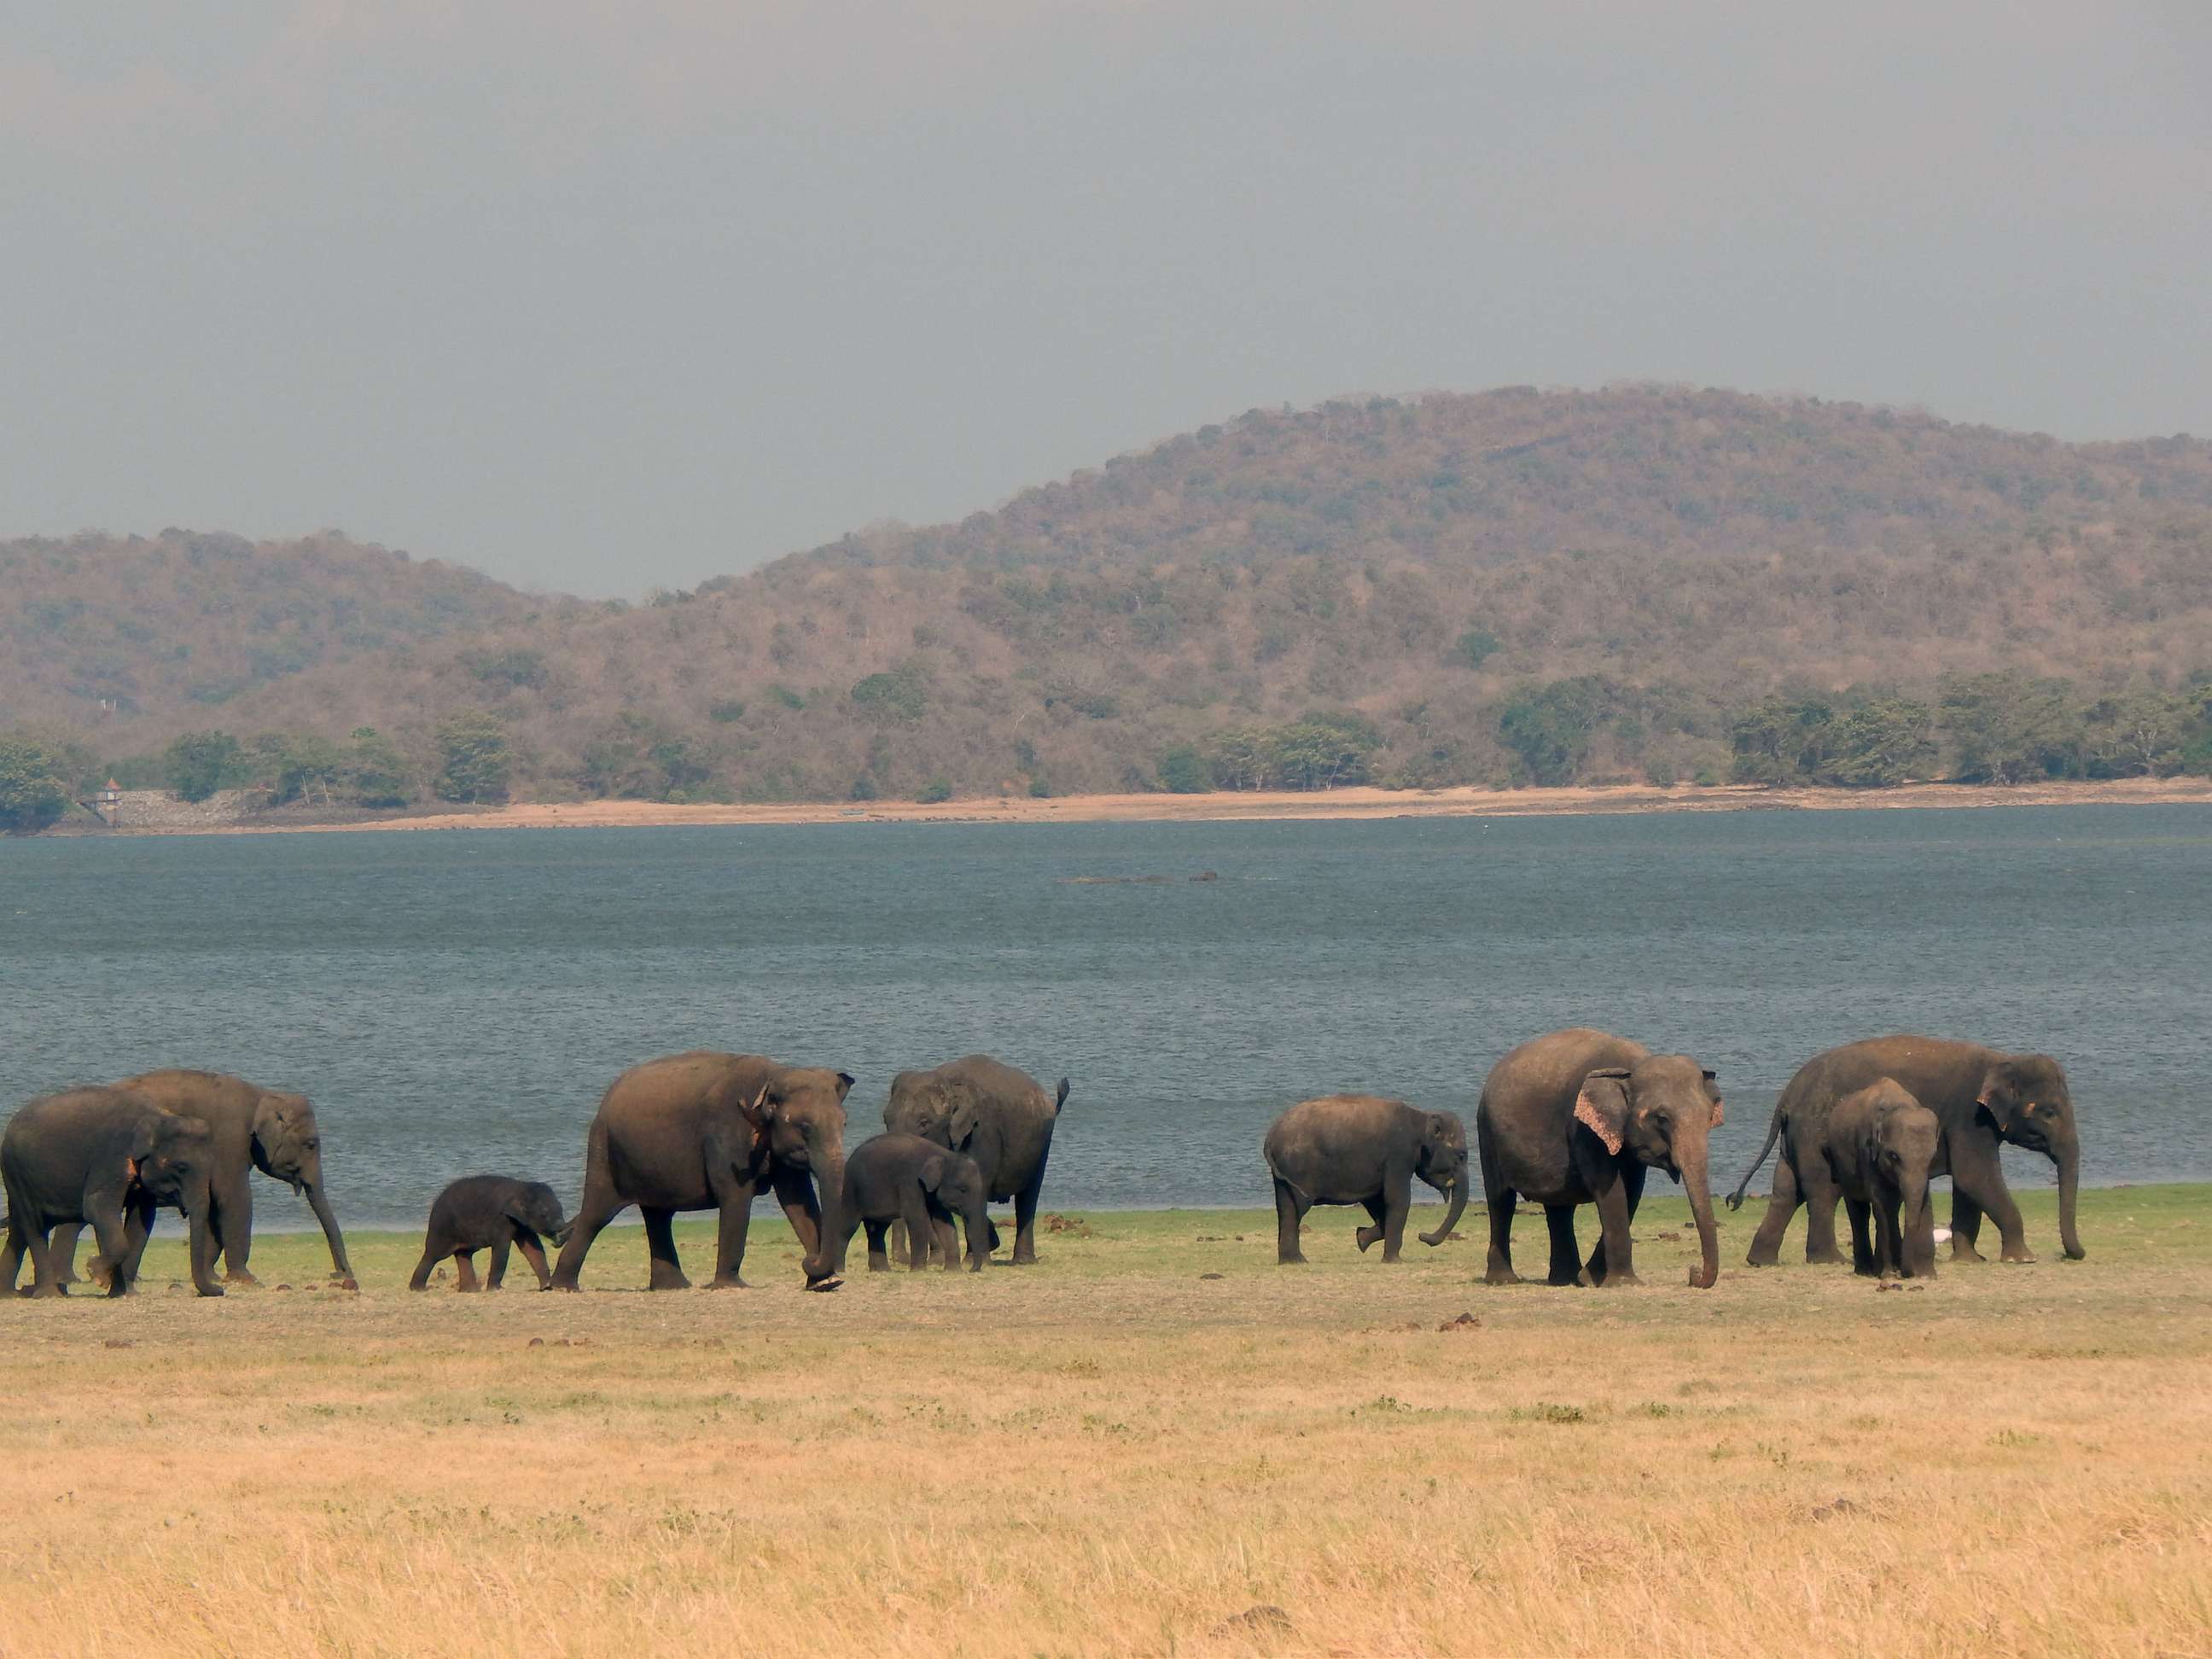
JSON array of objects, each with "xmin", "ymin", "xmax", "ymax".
[
  {"xmin": 52, "ymin": 1069, "xmax": 354, "ymax": 1290},
  {"xmin": 817, "ymin": 1133, "xmax": 993, "ymax": 1278},
  {"xmin": 883, "ymin": 1056, "xmax": 1068, "ymax": 1265},
  {"xmin": 551, "ymin": 1051, "xmax": 853, "ymax": 1290},
  {"xmin": 1729, "ymin": 1035, "xmax": 2083, "ymax": 1266},
  {"xmin": 1263, "ymin": 1094, "xmax": 1468, "ymax": 1264},
  {"xmin": 2, "ymin": 1087, "xmax": 224, "ymax": 1298},
  {"xmin": 1821, "ymin": 1080, "xmax": 1941, "ymax": 1279},
  {"xmin": 1476, "ymin": 1028, "xmax": 1726, "ymax": 1289},
  {"xmin": 410, "ymin": 1175, "xmax": 574, "ymax": 1291}
]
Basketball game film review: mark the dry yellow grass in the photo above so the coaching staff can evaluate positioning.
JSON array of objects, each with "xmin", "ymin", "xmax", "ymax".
[{"xmin": 2, "ymin": 1187, "xmax": 2206, "ymax": 1657}]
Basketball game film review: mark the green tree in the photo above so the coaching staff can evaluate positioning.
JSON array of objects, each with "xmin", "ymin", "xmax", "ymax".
[
  {"xmin": 850, "ymin": 662, "xmax": 928, "ymax": 723},
  {"xmin": 1940, "ymin": 673, "xmax": 2082, "ymax": 784},
  {"xmin": 1821, "ymin": 699, "xmax": 1936, "ymax": 787},
  {"xmin": 435, "ymin": 712, "xmax": 513, "ymax": 803},
  {"xmin": 1156, "ymin": 744, "xmax": 1210, "ymax": 794},
  {"xmin": 0, "ymin": 731, "xmax": 73, "ymax": 833},
  {"xmin": 164, "ymin": 731, "xmax": 246, "ymax": 801},
  {"xmin": 1728, "ymin": 697, "xmax": 1834, "ymax": 785},
  {"xmin": 254, "ymin": 731, "xmax": 348, "ymax": 805},
  {"xmin": 1499, "ymin": 678, "xmax": 1608, "ymax": 786},
  {"xmin": 2083, "ymin": 690, "xmax": 2191, "ymax": 777},
  {"xmin": 345, "ymin": 729, "xmax": 412, "ymax": 807},
  {"xmin": 1450, "ymin": 628, "xmax": 1501, "ymax": 670},
  {"xmin": 916, "ymin": 777, "xmax": 953, "ymax": 803},
  {"xmin": 1266, "ymin": 711, "xmax": 1380, "ymax": 789}
]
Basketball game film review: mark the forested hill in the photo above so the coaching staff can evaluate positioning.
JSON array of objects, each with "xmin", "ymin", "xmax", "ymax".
[{"xmin": 7, "ymin": 386, "xmax": 2212, "ymax": 826}]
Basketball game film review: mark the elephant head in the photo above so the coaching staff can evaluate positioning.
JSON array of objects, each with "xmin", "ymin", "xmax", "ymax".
[
  {"xmin": 1573, "ymin": 1055, "xmax": 1726, "ymax": 1288},
  {"xmin": 1414, "ymin": 1110, "xmax": 1470, "ymax": 1248},
  {"xmin": 750, "ymin": 1066, "xmax": 853, "ymax": 1281},
  {"xmin": 885, "ymin": 1077, "xmax": 981, "ymax": 1154},
  {"xmin": 920, "ymin": 1150, "xmax": 991, "ymax": 1271},
  {"xmin": 249, "ymin": 1089, "xmax": 355, "ymax": 1284},
  {"xmin": 1865, "ymin": 1091, "xmax": 1941, "ymax": 1277},
  {"xmin": 128, "ymin": 1113, "xmax": 224, "ymax": 1298},
  {"xmin": 509, "ymin": 1182, "xmax": 573, "ymax": 1247},
  {"xmin": 1974, "ymin": 1054, "xmax": 2083, "ymax": 1260}
]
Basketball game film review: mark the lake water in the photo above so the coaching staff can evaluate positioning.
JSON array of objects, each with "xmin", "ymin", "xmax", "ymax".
[{"xmin": 3, "ymin": 806, "xmax": 2208, "ymax": 1230}]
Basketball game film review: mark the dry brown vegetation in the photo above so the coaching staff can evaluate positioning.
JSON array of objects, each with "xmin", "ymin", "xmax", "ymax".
[
  {"xmin": 9, "ymin": 387, "xmax": 2212, "ymax": 811},
  {"xmin": 1, "ymin": 1185, "xmax": 2204, "ymax": 1656}
]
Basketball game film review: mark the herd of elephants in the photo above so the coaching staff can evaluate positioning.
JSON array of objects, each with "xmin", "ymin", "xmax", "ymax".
[{"xmin": 0, "ymin": 1028, "xmax": 2085, "ymax": 1299}]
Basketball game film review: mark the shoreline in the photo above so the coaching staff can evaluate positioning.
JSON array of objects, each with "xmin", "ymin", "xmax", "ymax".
[{"xmin": 67, "ymin": 773, "xmax": 2212, "ymax": 836}]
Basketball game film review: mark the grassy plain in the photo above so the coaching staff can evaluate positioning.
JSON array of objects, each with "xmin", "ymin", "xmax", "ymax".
[{"xmin": 1, "ymin": 1186, "xmax": 2206, "ymax": 1657}]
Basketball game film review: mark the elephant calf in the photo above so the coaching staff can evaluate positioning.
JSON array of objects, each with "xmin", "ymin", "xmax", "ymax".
[
  {"xmin": 1824, "ymin": 1080, "xmax": 1940, "ymax": 1279},
  {"xmin": 817, "ymin": 1134, "xmax": 994, "ymax": 1278},
  {"xmin": 409, "ymin": 1176, "xmax": 573, "ymax": 1292},
  {"xmin": 1263, "ymin": 1095, "xmax": 1469, "ymax": 1265}
]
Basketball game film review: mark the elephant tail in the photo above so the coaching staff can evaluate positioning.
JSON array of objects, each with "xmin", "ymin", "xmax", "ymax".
[
  {"xmin": 1725, "ymin": 1108, "xmax": 1784, "ymax": 1211},
  {"xmin": 1055, "ymin": 1077, "xmax": 1071, "ymax": 1111}
]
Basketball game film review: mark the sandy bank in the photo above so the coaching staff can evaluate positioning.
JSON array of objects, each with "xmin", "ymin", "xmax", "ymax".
[{"xmin": 89, "ymin": 773, "xmax": 2212, "ymax": 835}]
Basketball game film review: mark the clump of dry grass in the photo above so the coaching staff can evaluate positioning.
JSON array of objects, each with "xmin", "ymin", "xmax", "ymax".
[{"xmin": 1, "ymin": 1187, "xmax": 2204, "ymax": 1656}]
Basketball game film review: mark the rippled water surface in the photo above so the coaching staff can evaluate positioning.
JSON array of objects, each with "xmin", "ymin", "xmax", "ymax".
[{"xmin": 4, "ymin": 805, "xmax": 2207, "ymax": 1227}]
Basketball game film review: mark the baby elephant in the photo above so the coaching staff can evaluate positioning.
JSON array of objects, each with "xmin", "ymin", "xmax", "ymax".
[
  {"xmin": 816, "ymin": 1134, "xmax": 993, "ymax": 1280},
  {"xmin": 1825, "ymin": 1080, "xmax": 1941, "ymax": 1279},
  {"xmin": 1264, "ymin": 1094, "xmax": 1470, "ymax": 1264},
  {"xmin": 410, "ymin": 1176, "xmax": 573, "ymax": 1292}
]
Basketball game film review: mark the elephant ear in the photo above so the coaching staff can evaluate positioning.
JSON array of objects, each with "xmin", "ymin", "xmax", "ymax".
[
  {"xmin": 739, "ymin": 1083, "xmax": 777, "ymax": 1130},
  {"xmin": 945, "ymin": 1084, "xmax": 981, "ymax": 1149},
  {"xmin": 1573, "ymin": 1070, "xmax": 1633, "ymax": 1157},
  {"xmin": 918, "ymin": 1152, "xmax": 947, "ymax": 1193},
  {"xmin": 1975, "ymin": 1069, "xmax": 2023, "ymax": 1133},
  {"xmin": 834, "ymin": 1071, "xmax": 855, "ymax": 1101},
  {"xmin": 1702, "ymin": 1068, "xmax": 1725, "ymax": 1129}
]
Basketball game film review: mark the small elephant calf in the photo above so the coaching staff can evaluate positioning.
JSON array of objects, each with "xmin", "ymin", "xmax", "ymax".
[
  {"xmin": 1824, "ymin": 1080, "xmax": 1941, "ymax": 1279},
  {"xmin": 409, "ymin": 1175, "xmax": 573, "ymax": 1292},
  {"xmin": 816, "ymin": 1134, "xmax": 994, "ymax": 1281}
]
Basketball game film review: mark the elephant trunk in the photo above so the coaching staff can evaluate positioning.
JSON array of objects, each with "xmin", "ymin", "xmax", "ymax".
[
  {"xmin": 1681, "ymin": 1146, "xmax": 1720, "ymax": 1289},
  {"xmin": 803, "ymin": 1138, "xmax": 847, "ymax": 1283},
  {"xmin": 306, "ymin": 1179, "xmax": 356, "ymax": 1286},
  {"xmin": 1899, "ymin": 1178, "xmax": 1935, "ymax": 1278},
  {"xmin": 1417, "ymin": 1175, "xmax": 1467, "ymax": 1249},
  {"xmin": 2053, "ymin": 1132, "xmax": 2084, "ymax": 1260}
]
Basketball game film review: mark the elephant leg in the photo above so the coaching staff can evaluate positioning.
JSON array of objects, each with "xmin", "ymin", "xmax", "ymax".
[
  {"xmin": 1354, "ymin": 1196, "xmax": 1388, "ymax": 1253},
  {"xmin": 1950, "ymin": 1136, "xmax": 2032, "ymax": 1262},
  {"xmin": 641, "ymin": 1207, "xmax": 689, "ymax": 1290},
  {"xmin": 486, "ymin": 1234, "xmax": 512, "ymax": 1290},
  {"xmin": 217, "ymin": 1170, "xmax": 259, "ymax": 1285},
  {"xmin": 1482, "ymin": 1188, "xmax": 1520, "ymax": 1285},
  {"xmin": 1272, "ymin": 1179, "xmax": 1310, "ymax": 1265},
  {"xmin": 548, "ymin": 1167, "xmax": 624, "ymax": 1292},
  {"xmin": 1585, "ymin": 1173, "xmax": 1639, "ymax": 1288},
  {"xmin": 1950, "ymin": 1189, "xmax": 1987, "ymax": 1263},
  {"xmin": 407, "ymin": 1243, "xmax": 441, "ymax": 1291},
  {"xmin": 89, "ymin": 1205, "xmax": 137, "ymax": 1298},
  {"xmin": 1798, "ymin": 1163, "xmax": 1847, "ymax": 1266},
  {"xmin": 1584, "ymin": 1164, "xmax": 1646, "ymax": 1284},
  {"xmin": 1010, "ymin": 1170, "xmax": 1045, "ymax": 1266},
  {"xmin": 1844, "ymin": 1198, "xmax": 1877, "ymax": 1276},
  {"xmin": 864, "ymin": 1219, "xmax": 893, "ymax": 1272},
  {"xmin": 48, "ymin": 1221, "xmax": 84, "ymax": 1284},
  {"xmin": 928, "ymin": 1214, "xmax": 959, "ymax": 1272},
  {"xmin": 512, "ymin": 1229, "xmax": 552, "ymax": 1289},
  {"xmin": 0, "ymin": 1216, "xmax": 23, "ymax": 1295},
  {"xmin": 1743, "ymin": 1156, "xmax": 1801, "ymax": 1267},
  {"xmin": 1543, "ymin": 1206, "xmax": 1581, "ymax": 1287},
  {"xmin": 899, "ymin": 1195, "xmax": 933, "ymax": 1270},
  {"xmin": 88, "ymin": 1204, "xmax": 150, "ymax": 1293},
  {"xmin": 1375, "ymin": 1171, "xmax": 1412, "ymax": 1262},
  {"xmin": 707, "ymin": 1168, "xmax": 760, "ymax": 1289},
  {"xmin": 23, "ymin": 1225, "xmax": 65, "ymax": 1298},
  {"xmin": 453, "ymin": 1250, "xmax": 481, "ymax": 1292}
]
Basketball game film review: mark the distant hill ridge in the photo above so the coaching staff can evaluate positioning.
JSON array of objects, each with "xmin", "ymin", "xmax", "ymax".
[{"xmin": 6, "ymin": 385, "xmax": 2212, "ymax": 821}]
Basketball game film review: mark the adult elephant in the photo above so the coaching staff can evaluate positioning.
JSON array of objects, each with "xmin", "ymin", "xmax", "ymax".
[
  {"xmin": 1263, "ymin": 1094, "xmax": 1468, "ymax": 1264},
  {"xmin": 1476, "ymin": 1028, "xmax": 1725, "ymax": 1289},
  {"xmin": 1, "ymin": 1086, "xmax": 225, "ymax": 1298},
  {"xmin": 54, "ymin": 1069, "xmax": 355, "ymax": 1289},
  {"xmin": 882, "ymin": 1056, "xmax": 1068, "ymax": 1265},
  {"xmin": 1727, "ymin": 1035, "xmax": 2083, "ymax": 1266},
  {"xmin": 550, "ymin": 1051, "xmax": 853, "ymax": 1291}
]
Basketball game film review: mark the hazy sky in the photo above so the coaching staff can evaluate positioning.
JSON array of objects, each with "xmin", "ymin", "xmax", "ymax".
[{"xmin": 4, "ymin": 3, "xmax": 2208, "ymax": 597}]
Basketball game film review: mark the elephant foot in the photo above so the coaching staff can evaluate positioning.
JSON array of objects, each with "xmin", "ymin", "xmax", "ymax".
[
  {"xmin": 1598, "ymin": 1271, "xmax": 1642, "ymax": 1288},
  {"xmin": 1354, "ymin": 1226, "xmax": 1382, "ymax": 1252},
  {"xmin": 2064, "ymin": 1245, "xmax": 2087, "ymax": 1261},
  {"xmin": 550, "ymin": 1281, "xmax": 581, "ymax": 1293},
  {"xmin": 2000, "ymin": 1248, "xmax": 2038, "ymax": 1265},
  {"xmin": 225, "ymin": 1270, "xmax": 262, "ymax": 1288},
  {"xmin": 703, "ymin": 1274, "xmax": 752, "ymax": 1289},
  {"xmin": 1805, "ymin": 1249, "xmax": 1847, "ymax": 1267},
  {"xmin": 647, "ymin": 1272, "xmax": 691, "ymax": 1291},
  {"xmin": 1277, "ymin": 1253, "xmax": 1308, "ymax": 1266},
  {"xmin": 1379, "ymin": 1249, "xmax": 1404, "ymax": 1264},
  {"xmin": 1950, "ymin": 1244, "xmax": 1986, "ymax": 1264},
  {"xmin": 1009, "ymin": 1254, "xmax": 1039, "ymax": 1266},
  {"xmin": 802, "ymin": 1275, "xmax": 842, "ymax": 1293},
  {"xmin": 1483, "ymin": 1267, "xmax": 1521, "ymax": 1286}
]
